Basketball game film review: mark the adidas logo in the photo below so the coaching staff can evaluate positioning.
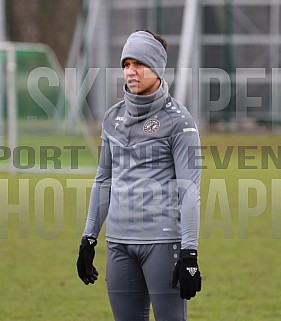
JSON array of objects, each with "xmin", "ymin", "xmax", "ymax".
[
  {"xmin": 186, "ymin": 267, "xmax": 197, "ymax": 276},
  {"xmin": 88, "ymin": 239, "xmax": 95, "ymax": 245}
]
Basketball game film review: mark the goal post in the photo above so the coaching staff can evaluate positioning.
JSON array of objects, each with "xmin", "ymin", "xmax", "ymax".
[{"xmin": 0, "ymin": 42, "xmax": 99, "ymax": 174}]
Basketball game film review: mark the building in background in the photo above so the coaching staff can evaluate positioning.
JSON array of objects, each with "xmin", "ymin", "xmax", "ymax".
[{"xmin": 4, "ymin": 0, "xmax": 281, "ymax": 132}]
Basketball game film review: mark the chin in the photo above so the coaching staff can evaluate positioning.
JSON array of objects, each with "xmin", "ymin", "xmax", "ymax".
[{"xmin": 128, "ymin": 87, "xmax": 140, "ymax": 94}]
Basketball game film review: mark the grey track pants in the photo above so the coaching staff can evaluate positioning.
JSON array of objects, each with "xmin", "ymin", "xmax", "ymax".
[{"xmin": 106, "ymin": 242, "xmax": 187, "ymax": 321}]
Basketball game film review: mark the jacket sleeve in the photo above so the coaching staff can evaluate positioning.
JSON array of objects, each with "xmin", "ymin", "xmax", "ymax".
[
  {"xmin": 171, "ymin": 129, "xmax": 202, "ymax": 250},
  {"xmin": 82, "ymin": 130, "xmax": 112, "ymax": 238}
]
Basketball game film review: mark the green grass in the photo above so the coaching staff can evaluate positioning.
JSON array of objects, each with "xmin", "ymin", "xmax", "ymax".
[
  {"xmin": 0, "ymin": 132, "xmax": 100, "ymax": 168},
  {"xmin": 0, "ymin": 134, "xmax": 281, "ymax": 321}
]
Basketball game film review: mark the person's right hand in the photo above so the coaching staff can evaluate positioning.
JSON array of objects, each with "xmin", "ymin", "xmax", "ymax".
[{"xmin": 76, "ymin": 236, "xmax": 99, "ymax": 285}]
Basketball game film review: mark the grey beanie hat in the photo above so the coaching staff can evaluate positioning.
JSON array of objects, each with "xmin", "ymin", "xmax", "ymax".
[{"xmin": 120, "ymin": 31, "xmax": 167, "ymax": 79}]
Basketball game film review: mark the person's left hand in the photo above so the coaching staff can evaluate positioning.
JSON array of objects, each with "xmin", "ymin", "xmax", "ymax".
[{"xmin": 171, "ymin": 249, "xmax": 202, "ymax": 300}]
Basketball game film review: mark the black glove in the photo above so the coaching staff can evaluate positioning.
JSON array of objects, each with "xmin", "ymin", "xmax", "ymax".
[
  {"xmin": 77, "ymin": 236, "xmax": 99, "ymax": 285},
  {"xmin": 171, "ymin": 249, "xmax": 202, "ymax": 300}
]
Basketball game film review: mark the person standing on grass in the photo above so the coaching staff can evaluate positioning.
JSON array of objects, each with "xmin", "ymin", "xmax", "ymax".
[{"xmin": 76, "ymin": 30, "xmax": 202, "ymax": 321}]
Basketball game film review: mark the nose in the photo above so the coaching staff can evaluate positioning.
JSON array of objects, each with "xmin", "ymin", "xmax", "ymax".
[{"xmin": 126, "ymin": 64, "xmax": 137, "ymax": 76}]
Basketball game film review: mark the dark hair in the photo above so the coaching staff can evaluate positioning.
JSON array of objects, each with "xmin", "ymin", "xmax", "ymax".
[{"xmin": 136, "ymin": 29, "xmax": 168, "ymax": 52}]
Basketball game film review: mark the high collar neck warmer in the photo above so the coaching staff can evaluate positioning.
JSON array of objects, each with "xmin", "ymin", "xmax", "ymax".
[{"xmin": 123, "ymin": 80, "xmax": 169, "ymax": 126}]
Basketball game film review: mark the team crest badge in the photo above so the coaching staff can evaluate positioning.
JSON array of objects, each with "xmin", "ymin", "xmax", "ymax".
[{"xmin": 143, "ymin": 119, "xmax": 160, "ymax": 133}]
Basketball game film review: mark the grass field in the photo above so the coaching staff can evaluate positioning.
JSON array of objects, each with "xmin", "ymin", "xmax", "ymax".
[{"xmin": 0, "ymin": 134, "xmax": 280, "ymax": 321}]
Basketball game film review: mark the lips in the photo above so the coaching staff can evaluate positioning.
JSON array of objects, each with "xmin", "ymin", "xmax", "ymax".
[{"xmin": 127, "ymin": 79, "xmax": 139, "ymax": 85}]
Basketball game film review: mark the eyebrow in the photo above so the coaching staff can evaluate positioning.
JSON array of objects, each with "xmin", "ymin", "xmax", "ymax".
[{"xmin": 124, "ymin": 59, "xmax": 148, "ymax": 68}]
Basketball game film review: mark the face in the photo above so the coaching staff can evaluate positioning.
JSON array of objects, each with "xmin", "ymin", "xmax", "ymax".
[{"xmin": 123, "ymin": 59, "xmax": 161, "ymax": 95}]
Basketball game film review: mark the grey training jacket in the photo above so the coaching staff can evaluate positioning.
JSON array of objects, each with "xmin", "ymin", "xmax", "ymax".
[{"xmin": 83, "ymin": 96, "xmax": 201, "ymax": 250}]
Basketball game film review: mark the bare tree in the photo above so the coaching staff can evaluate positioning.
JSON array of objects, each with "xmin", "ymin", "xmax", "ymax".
[{"xmin": 11, "ymin": 0, "xmax": 82, "ymax": 66}]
